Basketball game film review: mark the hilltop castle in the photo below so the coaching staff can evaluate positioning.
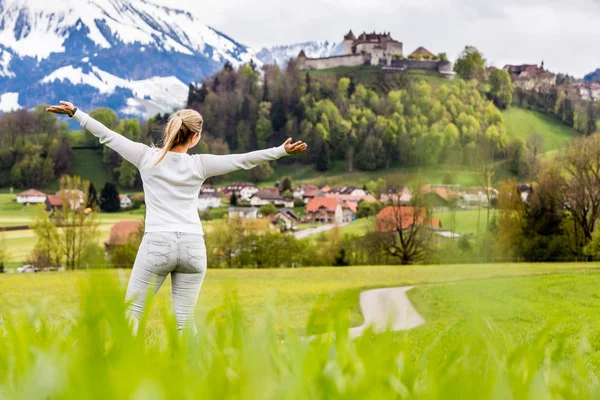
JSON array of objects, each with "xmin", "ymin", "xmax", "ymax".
[{"xmin": 297, "ymin": 30, "xmax": 455, "ymax": 79}]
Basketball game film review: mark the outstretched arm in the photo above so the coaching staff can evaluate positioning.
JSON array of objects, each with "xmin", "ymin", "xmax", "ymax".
[
  {"xmin": 46, "ymin": 101, "xmax": 148, "ymax": 168},
  {"xmin": 196, "ymin": 139, "xmax": 307, "ymax": 179}
]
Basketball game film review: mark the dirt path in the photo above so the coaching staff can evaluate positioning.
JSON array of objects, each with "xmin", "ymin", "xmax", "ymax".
[{"xmin": 348, "ymin": 286, "xmax": 425, "ymax": 337}]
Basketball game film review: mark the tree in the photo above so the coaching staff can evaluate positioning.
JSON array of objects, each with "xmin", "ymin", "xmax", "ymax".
[
  {"xmin": 519, "ymin": 166, "xmax": 570, "ymax": 261},
  {"xmin": 315, "ymin": 141, "xmax": 331, "ymax": 172},
  {"xmin": 370, "ymin": 189, "xmax": 433, "ymax": 265},
  {"xmin": 488, "ymin": 69, "xmax": 514, "ymax": 109},
  {"xmin": 87, "ymin": 182, "xmax": 100, "ymax": 210},
  {"xmin": 110, "ymin": 222, "xmax": 144, "ymax": 268},
  {"xmin": 55, "ymin": 176, "xmax": 99, "ymax": 270},
  {"xmin": 561, "ymin": 135, "xmax": 600, "ymax": 256},
  {"xmin": 206, "ymin": 216, "xmax": 244, "ymax": 268},
  {"xmin": 100, "ymin": 182, "xmax": 121, "ymax": 213},
  {"xmin": 454, "ymin": 46, "xmax": 487, "ymax": 81},
  {"xmin": 87, "ymin": 108, "xmax": 119, "ymax": 145},
  {"xmin": 230, "ymin": 192, "xmax": 238, "ymax": 206},
  {"xmin": 526, "ymin": 132, "xmax": 545, "ymax": 158},
  {"xmin": 256, "ymin": 102, "xmax": 273, "ymax": 149},
  {"xmin": 249, "ymin": 162, "xmax": 274, "ymax": 182},
  {"xmin": 0, "ymin": 234, "xmax": 9, "ymax": 273},
  {"xmin": 357, "ymin": 201, "xmax": 383, "ymax": 218},
  {"xmin": 31, "ymin": 205, "xmax": 62, "ymax": 268},
  {"xmin": 366, "ymin": 178, "xmax": 387, "ymax": 200},
  {"xmin": 280, "ymin": 176, "xmax": 292, "ymax": 193},
  {"xmin": 259, "ymin": 203, "xmax": 277, "ymax": 216},
  {"xmin": 118, "ymin": 161, "xmax": 137, "ymax": 188}
]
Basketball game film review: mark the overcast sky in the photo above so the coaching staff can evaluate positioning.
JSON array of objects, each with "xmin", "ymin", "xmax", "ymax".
[{"xmin": 156, "ymin": 0, "xmax": 600, "ymax": 78}]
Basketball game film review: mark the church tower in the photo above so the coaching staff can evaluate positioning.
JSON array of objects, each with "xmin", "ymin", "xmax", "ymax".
[{"xmin": 343, "ymin": 30, "xmax": 356, "ymax": 55}]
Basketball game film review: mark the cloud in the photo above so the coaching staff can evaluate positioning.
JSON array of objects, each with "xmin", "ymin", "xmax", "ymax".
[{"xmin": 155, "ymin": 0, "xmax": 600, "ymax": 77}]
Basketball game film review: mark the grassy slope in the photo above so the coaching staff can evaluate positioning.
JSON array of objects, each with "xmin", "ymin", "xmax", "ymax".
[
  {"xmin": 407, "ymin": 272, "xmax": 600, "ymax": 369},
  {"xmin": 1, "ymin": 263, "xmax": 598, "ymax": 333},
  {"xmin": 503, "ymin": 107, "xmax": 578, "ymax": 152}
]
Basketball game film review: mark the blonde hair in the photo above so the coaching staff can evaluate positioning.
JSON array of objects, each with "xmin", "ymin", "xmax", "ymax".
[{"xmin": 154, "ymin": 109, "xmax": 203, "ymax": 166}]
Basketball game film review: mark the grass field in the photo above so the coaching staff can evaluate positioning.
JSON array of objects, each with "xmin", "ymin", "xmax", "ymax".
[
  {"xmin": 434, "ymin": 209, "xmax": 490, "ymax": 235},
  {"xmin": 503, "ymin": 107, "xmax": 578, "ymax": 152},
  {"xmin": 3, "ymin": 264, "xmax": 600, "ymax": 398}
]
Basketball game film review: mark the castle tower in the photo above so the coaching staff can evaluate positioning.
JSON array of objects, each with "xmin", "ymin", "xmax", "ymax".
[{"xmin": 343, "ymin": 30, "xmax": 356, "ymax": 55}]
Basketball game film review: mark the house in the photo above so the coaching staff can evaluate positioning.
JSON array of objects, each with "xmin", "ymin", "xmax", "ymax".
[
  {"xmin": 339, "ymin": 186, "xmax": 367, "ymax": 197},
  {"xmin": 519, "ymin": 184, "xmax": 533, "ymax": 202},
  {"xmin": 293, "ymin": 184, "xmax": 319, "ymax": 200},
  {"xmin": 228, "ymin": 207, "xmax": 259, "ymax": 219},
  {"xmin": 376, "ymin": 206, "xmax": 441, "ymax": 232},
  {"xmin": 326, "ymin": 193, "xmax": 378, "ymax": 204},
  {"xmin": 381, "ymin": 186, "xmax": 412, "ymax": 204},
  {"xmin": 460, "ymin": 187, "xmax": 498, "ymax": 207},
  {"xmin": 119, "ymin": 195, "xmax": 133, "ymax": 210},
  {"xmin": 342, "ymin": 202, "xmax": 357, "ymax": 223},
  {"xmin": 421, "ymin": 185, "xmax": 459, "ymax": 210},
  {"xmin": 105, "ymin": 220, "xmax": 144, "ymax": 255},
  {"xmin": 305, "ymin": 197, "xmax": 343, "ymax": 224},
  {"xmin": 250, "ymin": 189, "xmax": 294, "ymax": 208},
  {"xmin": 16, "ymin": 189, "xmax": 47, "ymax": 205},
  {"xmin": 270, "ymin": 209, "xmax": 300, "ymax": 231},
  {"xmin": 409, "ymin": 47, "xmax": 435, "ymax": 59},
  {"xmin": 55, "ymin": 189, "xmax": 85, "ymax": 210},
  {"xmin": 198, "ymin": 192, "xmax": 223, "ymax": 211},
  {"xmin": 223, "ymin": 182, "xmax": 259, "ymax": 201},
  {"xmin": 200, "ymin": 184, "xmax": 216, "ymax": 194},
  {"xmin": 45, "ymin": 195, "xmax": 63, "ymax": 212},
  {"xmin": 502, "ymin": 63, "xmax": 556, "ymax": 93}
]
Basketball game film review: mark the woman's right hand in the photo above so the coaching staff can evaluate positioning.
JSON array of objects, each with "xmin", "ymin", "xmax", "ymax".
[
  {"xmin": 46, "ymin": 101, "xmax": 76, "ymax": 117},
  {"xmin": 284, "ymin": 138, "xmax": 308, "ymax": 155}
]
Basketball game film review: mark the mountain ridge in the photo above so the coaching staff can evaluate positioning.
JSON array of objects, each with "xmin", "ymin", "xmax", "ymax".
[{"xmin": 0, "ymin": 0, "xmax": 259, "ymax": 117}]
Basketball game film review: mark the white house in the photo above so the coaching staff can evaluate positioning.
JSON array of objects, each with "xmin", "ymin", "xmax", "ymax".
[
  {"xmin": 198, "ymin": 193, "xmax": 222, "ymax": 211},
  {"xmin": 340, "ymin": 186, "xmax": 367, "ymax": 197},
  {"xmin": 228, "ymin": 207, "xmax": 259, "ymax": 219},
  {"xmin": 55, "ymin": 189, "xmax": 85, "ymax": 210},
  {"xmin": 250, "ymin": 190, "xmax": 294, "ymax": 208},
  {"xmin": 460, "ymin": 187, "xmax": 498, "ymax": 207},
  {"xmin": 381, "ymin": 187, "xmax": 412, "ymax": 204},
  {"xmin": 119, "ymin": 195, "xmax": 134, "ymax": 210},
  {"xmin": 224, "ymin": 183, "xmax": 259, "ymax": 201},
  {"xmin": 16, "ymin": 189, "xmax": 47, "ymax": 205}
]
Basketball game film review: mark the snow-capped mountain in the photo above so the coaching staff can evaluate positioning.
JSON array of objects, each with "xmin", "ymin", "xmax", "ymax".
[
  {"xmin": 0, "ymin": 0, "xmax": 259, "ymax": 117},
  {"xmin": 257, "ymin": 41, "xmax": 342, "ymax": 68}
]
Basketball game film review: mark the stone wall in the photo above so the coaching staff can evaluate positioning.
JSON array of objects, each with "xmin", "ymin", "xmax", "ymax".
[
  {"xmin": 391, "ymin": 59, "xmax": 441, "ymax": 71},
  {"xmin": 299, "ymin": 54, "xmax": 364, "ymax": 70}
]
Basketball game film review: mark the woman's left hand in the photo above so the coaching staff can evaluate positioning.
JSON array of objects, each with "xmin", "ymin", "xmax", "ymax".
[
  {"xmin": 46, "ymin": 101, "xmax": 76, "ymax": 116},
  {"xmin": 284, "ymin": 138, "xmax": 308, "ymax": 155}
]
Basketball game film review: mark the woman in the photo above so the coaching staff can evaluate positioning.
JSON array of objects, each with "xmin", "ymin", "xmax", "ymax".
[{"xmin": 46, "ymin": 101, "xmax": 307, "ymax": 333}]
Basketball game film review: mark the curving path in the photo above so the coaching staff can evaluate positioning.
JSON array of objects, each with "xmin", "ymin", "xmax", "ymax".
[{"xmin": 349, "ymin": 286, "xmax": 425, "ymax": 337}]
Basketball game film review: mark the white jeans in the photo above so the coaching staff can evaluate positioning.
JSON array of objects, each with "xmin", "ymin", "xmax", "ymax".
[{"xmin": 125, "ymin": 232, "xmax": 207, "ymax": 333}]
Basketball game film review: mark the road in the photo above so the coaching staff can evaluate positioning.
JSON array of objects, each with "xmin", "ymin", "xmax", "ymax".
[{"xmin": 294, "ymin": 222, "xmax": 349, "ymax": 239}]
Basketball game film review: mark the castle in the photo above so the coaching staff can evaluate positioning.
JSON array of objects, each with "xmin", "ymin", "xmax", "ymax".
[{"xmin": 297, "ymin": 30, "xmax": 455, "ymax": 79}]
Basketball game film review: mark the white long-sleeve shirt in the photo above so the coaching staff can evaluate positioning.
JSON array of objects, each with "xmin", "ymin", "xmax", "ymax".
[{"xmin": 73, "ymin": 109, "xmax": 289, "ymax": 235}]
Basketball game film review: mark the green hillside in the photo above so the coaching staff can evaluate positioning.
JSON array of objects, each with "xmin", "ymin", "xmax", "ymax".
[
  {"xmin": 60, "ymin": 149, "xmax": 111, "ymax": 191},
  {"xmin": 502, "ymin": 107, "xmax": 578, "ymax": 152}
]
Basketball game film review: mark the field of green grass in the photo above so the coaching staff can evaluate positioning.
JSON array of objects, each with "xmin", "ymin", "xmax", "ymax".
[
  {"xmin": 3, "ymin": 263, "xmax": 600, "ymax": 398},
  {"xmin": 434, "ymin": 209, "xmax": 490, "ymax": 235},
  {"xmin": 503, "ymin": 107, "xmax": 578, "ymax": 152}
]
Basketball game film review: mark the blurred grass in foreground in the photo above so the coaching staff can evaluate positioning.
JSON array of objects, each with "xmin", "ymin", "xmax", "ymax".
[{"xmin": 1, "ymin": 273, "xmax": 600, "ymax": 399}]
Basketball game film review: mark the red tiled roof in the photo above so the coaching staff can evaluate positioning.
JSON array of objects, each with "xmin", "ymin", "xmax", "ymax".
[
  {"xmin": 106, "ymin": 221, "xmax": 143, "ymax": 246},
  {"xmin": 410, "ymin": 47, "xmax": 434, "ymax": 57},
  {"xmin": 376, "ymin": 206, "xmax": 441, "ymax": 232},
  {"xmin": 18, "ymin": 189, "xmax": 46, "ymax": 197},
  {"xmin": 46, "ymin": 195, "xmax": 63, "ymax": 207},
  {"xmin": 306, "ymin": 197, "xmax": 340, "ymax": 213},
  {"xmin": 343, "ymin": 202, "xmax": 358, "ymax": 213},
  {"xmin": 421, "ymin": 185, "xmax": 457, "ymax": 201}
]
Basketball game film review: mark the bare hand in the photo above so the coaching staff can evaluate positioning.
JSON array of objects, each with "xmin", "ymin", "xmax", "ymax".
[
  {"xmin": 46, "ymin": 101, "xmax": 76, "ymax": 116},
  {"xmin": 284, "ymin": 138, "xmax": 307, "ymax": 155}
]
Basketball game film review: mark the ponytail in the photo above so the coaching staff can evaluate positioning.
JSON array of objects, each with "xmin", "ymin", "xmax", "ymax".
[{"xmin": 153, "ymin": 110, "xmax": 203, "ymax": 166}]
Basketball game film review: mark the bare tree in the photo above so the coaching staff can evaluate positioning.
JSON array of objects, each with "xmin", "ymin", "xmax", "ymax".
[
  {"xmin": 55, "ymin": 176, "xmax": 99, "ymax": 270},
  {"xmin": 373, "ymin": 188, "xmax": 434, "ymax": 265},
  {"xmin": 526, "ymin": 132, "xmax": 545, "ymax": 158},
  {"xmin": 561, "ymin": 135, "xmax": 600, "ymax": 256},
  {"xmin": 477, "ymin": 140, "xmax": 496, "ymax": 261}
]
